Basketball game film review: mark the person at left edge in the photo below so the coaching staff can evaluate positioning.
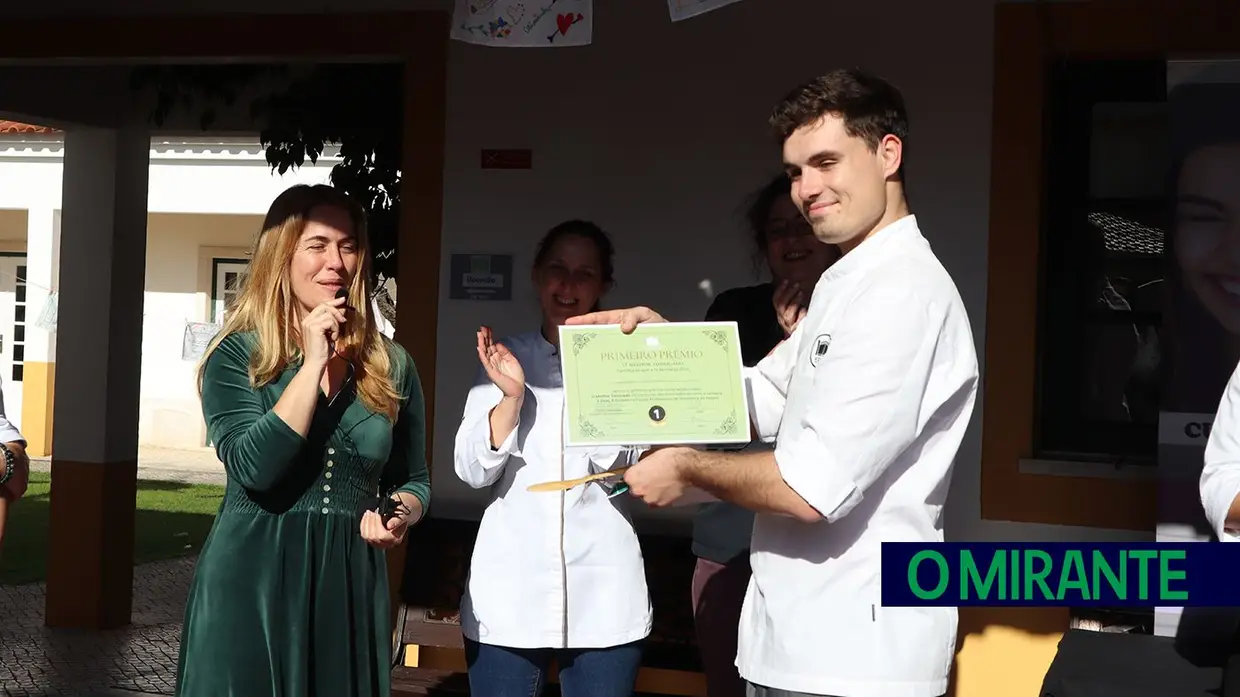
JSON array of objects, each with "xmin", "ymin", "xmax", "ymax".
[
  {"xmin": 176, "ymin": 183, "xmax": 430, "ymax": 697},
  {"xmin": 0, "ymin": 373, "xmax": 29, "ymax": 558},
  {"xmin": 453, "ymin": 220, "xmax": 650, "ymax": 697}
]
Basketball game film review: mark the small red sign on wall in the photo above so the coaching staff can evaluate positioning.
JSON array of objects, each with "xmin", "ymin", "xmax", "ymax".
[{"xmin": 481, "ymin": 149, "xmax": 532, "ymax": 169}]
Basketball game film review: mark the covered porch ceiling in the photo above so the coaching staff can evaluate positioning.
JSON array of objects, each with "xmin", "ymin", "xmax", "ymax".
[{"xmin": 0, "ymin": 0, "xmax": 450, "ymax": 18}]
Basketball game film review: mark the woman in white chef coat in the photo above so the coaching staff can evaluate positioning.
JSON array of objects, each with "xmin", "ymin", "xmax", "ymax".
[
  {"xmin": 1182, "ymin": 83, "xmax": 1240, "ymax": 541},
  {"xmin": 1202, "ymin": 362, "xmax": 1240, "ymax": 541},
  {"xmin": 454, "ymin": 220, "xmax": 650, "ymax": 696}
]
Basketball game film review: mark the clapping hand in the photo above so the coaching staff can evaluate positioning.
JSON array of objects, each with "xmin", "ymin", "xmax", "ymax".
[
  {"xmin": 477, "ymin": 326, "xmax": 525, "ymax": 399},
  {"xmin": 773, "ymin": 280, "xmax": 807, "ymax": 336}
]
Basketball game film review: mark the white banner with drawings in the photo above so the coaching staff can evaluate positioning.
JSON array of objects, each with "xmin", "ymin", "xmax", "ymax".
[
  {"xmin": 667, "ymin": 0, "xmax": 745, "ymax": 22},
  {"xmin": 451, "ymin": 0, "xmax": 591, "ymax": 47}
]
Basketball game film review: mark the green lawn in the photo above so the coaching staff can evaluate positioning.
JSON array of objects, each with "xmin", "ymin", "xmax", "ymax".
[{"xmin": 0, "ymin": 471, "xmax": 225, "ymax": 585}]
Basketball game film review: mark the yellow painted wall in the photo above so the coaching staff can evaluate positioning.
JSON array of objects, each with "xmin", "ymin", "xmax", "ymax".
[{"xmin": 20, "ymin": 360, "xmax": 51, "ymax": 456}]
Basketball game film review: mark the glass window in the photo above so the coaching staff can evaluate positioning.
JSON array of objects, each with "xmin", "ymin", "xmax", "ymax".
[{"xmin": 1037, "ymin": 59, "xmax": 1167, "ymax": 462}]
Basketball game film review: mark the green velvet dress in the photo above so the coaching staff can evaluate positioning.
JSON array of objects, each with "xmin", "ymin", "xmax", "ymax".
[{"xmin": 175, "ymin": 331, "xmax": 431, "ymax": 697}]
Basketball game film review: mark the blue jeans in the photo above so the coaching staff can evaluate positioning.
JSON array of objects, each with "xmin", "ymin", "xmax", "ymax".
[{"xmin": 463, "ymin": 638, "xmax": 644, "ymax": 697}]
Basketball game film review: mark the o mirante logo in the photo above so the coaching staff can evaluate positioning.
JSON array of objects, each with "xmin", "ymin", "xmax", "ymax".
[{"xmin": 879, "ymin": 542, "xmax": 1223, "ymax": 607}]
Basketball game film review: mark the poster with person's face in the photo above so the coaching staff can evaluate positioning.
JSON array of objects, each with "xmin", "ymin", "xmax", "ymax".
[{"xmin": 1157, "ymin": 59, "xmax": 1240, "ymax": 637}]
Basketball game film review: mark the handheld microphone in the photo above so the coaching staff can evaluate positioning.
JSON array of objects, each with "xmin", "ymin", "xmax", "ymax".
[
  {"xmin": 331, "ymin": 287, "xmax": 351, "ymax": 336},
  {"xmin": 327, "ymin": 286, "xmax": 356, "ymax": 407},
  {"xmin": 335, "ymin": 287, "xmax": 354, "ymax": 327}
]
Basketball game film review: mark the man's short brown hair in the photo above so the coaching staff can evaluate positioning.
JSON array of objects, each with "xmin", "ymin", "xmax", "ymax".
[{"xmin": 769, "ymin": 68, "xmax": 909, "ymax": 154}]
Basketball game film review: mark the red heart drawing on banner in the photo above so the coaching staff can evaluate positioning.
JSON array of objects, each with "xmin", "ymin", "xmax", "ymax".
[{"xmin": 556, "ymin": 13, "xmax": 579, "ymax": 35}]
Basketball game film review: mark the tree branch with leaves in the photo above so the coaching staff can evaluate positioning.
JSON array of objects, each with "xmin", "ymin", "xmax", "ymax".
[{"xmin": 131, "ymin": 63, "xmax": 404, "ymax": 323}]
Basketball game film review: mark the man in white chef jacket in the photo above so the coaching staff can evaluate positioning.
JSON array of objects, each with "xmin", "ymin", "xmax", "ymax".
[{"xmin": 567, "ymin": 68, "xmax": 978, "ymax": 697}]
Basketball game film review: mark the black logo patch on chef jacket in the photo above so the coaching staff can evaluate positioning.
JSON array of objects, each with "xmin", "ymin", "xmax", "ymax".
[{"xmin": 809, "ymin": 334, "xmax": 831, "ymax": 367}]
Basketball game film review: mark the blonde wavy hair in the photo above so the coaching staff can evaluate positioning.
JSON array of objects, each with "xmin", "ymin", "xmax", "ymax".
[{"xmin": 197, "ymin": 184, "xmax": 401, "ymax": 421}]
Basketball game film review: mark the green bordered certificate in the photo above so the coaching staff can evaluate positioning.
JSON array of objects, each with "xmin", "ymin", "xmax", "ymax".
[{"xmin": 558, "ymin": 321, "xmax": 751, "ymax": 448}]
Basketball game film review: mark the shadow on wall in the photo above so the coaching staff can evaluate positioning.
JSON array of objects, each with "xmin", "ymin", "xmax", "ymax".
[{"xmin": 948, "ymin": 607, "xmax": 1069, "ymax": 697}]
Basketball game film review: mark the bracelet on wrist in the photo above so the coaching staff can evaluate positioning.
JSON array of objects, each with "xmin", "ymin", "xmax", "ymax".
[{"xmin": 0, "ymin": 443, "xmax": 14, "ymax": 487}]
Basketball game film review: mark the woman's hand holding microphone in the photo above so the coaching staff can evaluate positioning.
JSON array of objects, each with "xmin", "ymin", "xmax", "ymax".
[
  {"xmin": 273, "ymin": 292, "xmax": 350, "ymax": 438},
  {"xmin": 301, "ymin": 293, "xmax": 350, "ymax": 369}
]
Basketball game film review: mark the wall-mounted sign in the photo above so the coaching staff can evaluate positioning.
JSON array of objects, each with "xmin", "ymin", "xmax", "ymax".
[
  {"xmin": 481, "ymin": 149, "xmax": 533, "ymax": 169},
  {"xmin": 34, "ymin": 291, "xmax": 57, "ymax": 331},
  {"xmin": 182, "ymin": 322, "xmax": 222, "ymax": 361},
  {"xmin": 450, "ymin": 254, "xmax": 513, "ymax": 301}
]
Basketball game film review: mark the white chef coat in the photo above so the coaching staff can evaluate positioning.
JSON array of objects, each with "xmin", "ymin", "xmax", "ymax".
[
  {"xmin": 453, "ymin": 330, "xmax": 653, "ymax": 649},
  {"xmin": 738, "ymin": 215, "xmax": 979, "ymax": 697},
  {"xmin": 1201, "ymin": 360, "xmax": 1240, "ymax": 542}
]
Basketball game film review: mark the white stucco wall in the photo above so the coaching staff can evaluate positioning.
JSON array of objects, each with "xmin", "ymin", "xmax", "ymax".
[
  {"xmin": 0, "ymin": 141, "xmax": 336, "ymax": 448},
  {"xmin": 141, "ymin": 211, "xmax": 267, "ymax": 447}
]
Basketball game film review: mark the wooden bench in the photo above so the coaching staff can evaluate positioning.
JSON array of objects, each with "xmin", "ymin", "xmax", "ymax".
[
  {"xmin": 391, "ymin": 666, "xmax": 470, "ymax": 696},
  {"xmin": 396, "ymin": 516, "xmax": 708, "ymax": 696}
]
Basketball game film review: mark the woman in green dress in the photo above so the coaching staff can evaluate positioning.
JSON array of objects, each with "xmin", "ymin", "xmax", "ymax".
[{"xmin": 176, "ymin": 184, "xmax": 430, "ymax": 697}]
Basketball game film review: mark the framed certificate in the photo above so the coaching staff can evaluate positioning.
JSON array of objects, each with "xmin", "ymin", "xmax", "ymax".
[{"xmin": 558, "ymin": 321, "xmax": 752, "ymax": 448}]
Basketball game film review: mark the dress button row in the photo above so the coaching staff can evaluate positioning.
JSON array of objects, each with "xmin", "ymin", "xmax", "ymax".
[{"xmin": 322, "ymin": 448, "xmax": 337, "ymax": 514}]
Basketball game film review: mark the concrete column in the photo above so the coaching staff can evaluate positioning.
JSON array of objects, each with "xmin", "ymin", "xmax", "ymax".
[
  {"xmin": 20, "ymin": 206, "xmax": 59, "ymax": 457},
  {"xmin": 392, "ymin": 21, "xmax": 448, "ymax": 638},
  {"xmin": 44, "ymin": 127, "xmax": 149, "ymax": 630}
]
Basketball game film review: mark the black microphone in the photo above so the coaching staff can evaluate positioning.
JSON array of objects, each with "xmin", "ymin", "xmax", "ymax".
[
  {"xmin": 332, "ymin": 287, "xmax": 351, "ymax": 334},
  {"xmin": 326, "ymin": 287, "xmax": 355, "ymax": 409},
  {"xmin": 335, "ymin": 287, "xmax": 354, "ymax": 326}
]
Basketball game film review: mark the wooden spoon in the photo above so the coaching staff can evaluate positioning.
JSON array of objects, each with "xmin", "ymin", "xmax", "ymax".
[{"xmin": 527, "ymin": 467, "xmax": 630, "ymax": 492}]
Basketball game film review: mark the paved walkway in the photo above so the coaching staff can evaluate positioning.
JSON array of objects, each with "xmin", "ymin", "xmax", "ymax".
[
  {"xmin": 28, "ymin": 445, "xmax": 226, "ymax": 486},
  {"xmin": 1, "ymin": 558, "xmax": 195, "ymax": 696},
  {"xmin": 4, "ymin": 446, "xmax": 220, "ymax": 696}
]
